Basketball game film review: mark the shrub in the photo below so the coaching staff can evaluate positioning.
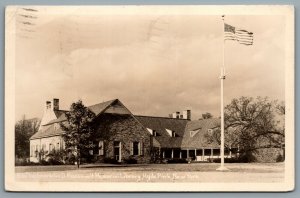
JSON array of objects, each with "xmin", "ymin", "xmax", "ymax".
[
  {"xmin": 212, "ymin": 158, "xmax": 240, "ymax": 163},
  {"xmin": 276, "ymin": 154, "xmax": 285, "ymax": 162},
  {"xmin": 124, "ymin": 157, "xmax": 137, "ymax": 164},
  {"xmin": 103, "ymin": 157, "xmax": 118, "ymax": 164},
  {"xmin": 167, "ymin": 158, "xmax": 188, "ymax": 164},
  {"xmin": 238, "ymin": 152, "xmax": 257, "ymax": 163},
  {"xmin": 46, "ymin": 150, "xmax": 65, "ymax": 165}
]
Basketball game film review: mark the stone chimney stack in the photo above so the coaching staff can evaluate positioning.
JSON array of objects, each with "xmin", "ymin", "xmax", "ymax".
[
  {"xmin": 182, "ymin": 110, "xmax": 191, "ymax": 120},
  {"xmin": 46, "ymin": 101, "xmax": 51, "ymax": 110},
  {"xmin": 53, "ymin": 98, "xmax": 59, "ymax": 110}
]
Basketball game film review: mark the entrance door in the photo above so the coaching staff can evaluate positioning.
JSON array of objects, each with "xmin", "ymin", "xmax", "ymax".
[{"xmin": 114, "ymin": 141, "xmax": 121, "ymax": 162}]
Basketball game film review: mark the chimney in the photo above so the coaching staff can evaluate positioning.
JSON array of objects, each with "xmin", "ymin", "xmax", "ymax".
[
  {"xmin": 172, "ymin": 112, "xmax": 177, "ymax": 118},
  {"xmin": 182, "ymin": 110, "xmax": 191, "ymax": 120},
  {"xmin": 53, "ymin": 98, "xmax": 59, "ymax": 110},
  {"xmin": 46, "ymin": 101, "xmax": 51, "ymax": 110}
]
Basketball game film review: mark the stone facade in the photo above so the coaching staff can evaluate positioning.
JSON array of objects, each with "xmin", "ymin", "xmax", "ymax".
[{"xmin": 94, "ymin": 114, "xmax": 152, "ymax": 164}]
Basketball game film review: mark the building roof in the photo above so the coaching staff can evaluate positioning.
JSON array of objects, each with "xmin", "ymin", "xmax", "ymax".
[
  {"xmin": 181, "ymin": 118, "xmax": 220, "ymax": 149},
  {"xmin": 135, "ymin": 115, "xmax": 189, "ymax": 148},
  {"xmin": 30, "ymin": 99, "xmax": 221, "ymax": 149},
  {"xmin": 30, "ymin": 99, "xmax": 118, "ymax": 139},
  {"xmin": 44, "ymin": 99, "xmax": 118, "ymax": 126},
  {"xmin": 30, "ymin": 123, "xmax": 64, "ymax": 139}
]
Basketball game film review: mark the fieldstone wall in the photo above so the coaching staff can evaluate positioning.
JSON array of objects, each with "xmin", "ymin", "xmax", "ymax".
[
  {"xmin": 94, "ymin": 114, "xmax": 152, "ymax": 164},
  {"xmin": 254, "ymin": 148, "xmax": 284, "ymax": 162}
]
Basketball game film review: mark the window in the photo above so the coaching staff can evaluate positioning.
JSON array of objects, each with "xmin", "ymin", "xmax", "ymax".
[
  {"xmin": 99, "ymin": 141, "xmax": 104, "ymax": 155},
  {"xmin": 172, "ymin": 131, "xmax": 176, "ymax": 137},
  {"xmin": 30, "ymin": 145, "xmax": 34, "ymax": 157},
  {"xmin": 56, "ymin": 143, "xmax": 60, "ymax": 150},
  {"xmin": 131, "ymin": 142, "xmax": 143, "ymax": 156},
  {"xmin": 34, "ymin": 145, "xmax": 38, "ymax": 157},
  {"xmin": 41, "ymin": 144, "xmax": 46, "ymax": 151},
  {"xmin": 49, "ymin": 144, "xmax": 54, "ymax": 152},
  {"xmin": 166, "ymin": 129, "xmax": 177, "ymax": 137},
  {"xmin": 133, "ymin": 142, "xmax": 139, "ymax": 155}
]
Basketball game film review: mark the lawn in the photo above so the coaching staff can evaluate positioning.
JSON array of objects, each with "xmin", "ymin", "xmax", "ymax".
[{"xmin": 15, "ymin": 163, "xmax": 284, "ymax": 183}]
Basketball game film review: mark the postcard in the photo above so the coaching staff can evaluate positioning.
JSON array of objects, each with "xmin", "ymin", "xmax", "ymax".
[{"xmin": 5, "ymin": 5, "xmax": 294, "ymax": 191}]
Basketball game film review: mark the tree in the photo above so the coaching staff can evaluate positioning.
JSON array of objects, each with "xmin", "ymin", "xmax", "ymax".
[
  {"xmin": 201, "ymin": 112, "xmax": 213, "ymax": 119},
  {"xmin": 60, "ymin": 100, "xmax": 96, "ymax": 168},
  {"xmin": 15, "ymin": 116, "xmax": 40, "ymax": 160},
  {"xmin": 206, "ymin": 97, "xmax": 284, "ymax": 161}
]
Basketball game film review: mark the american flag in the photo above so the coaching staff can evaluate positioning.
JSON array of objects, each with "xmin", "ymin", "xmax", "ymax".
[{"xmin": 224, "ymin": 23, "xmax": 253, "ymax": 45}]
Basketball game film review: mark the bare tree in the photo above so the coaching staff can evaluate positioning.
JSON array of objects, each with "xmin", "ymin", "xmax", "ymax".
[{"xmin": 206, "ymin": 97, "xmax": 284, "ymax": 160}]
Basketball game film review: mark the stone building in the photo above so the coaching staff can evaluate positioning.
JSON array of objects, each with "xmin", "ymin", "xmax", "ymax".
[{"xmin": 29, "ymin": 98, "xmax": 238, "ymax": 164}]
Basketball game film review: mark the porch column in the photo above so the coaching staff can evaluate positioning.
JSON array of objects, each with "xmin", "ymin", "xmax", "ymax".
[
  {"xmin": 229, "ymin": 146, "xmax": 232, "ymax": 158},
  {"xmin": 202, "ymin": 148, "xmax": 204, "ymax": 161},
  {"xmin": 179, "ymin": 150, "xmax": 182, "ymax": 159},
  {"xmin": 171, "ymin": 149, "xmax": 174, "ymax": 159},
  {"xmin": 162, "ymin": 150, "xmax": 165, "ymax": 158},
  {"xmin": 187, "ymin": 149, "xmax": 189, "ymax": 158},
  {"xmin": 211, "ymin": 148, "xmax": 213, "ymax": 158},
  {"xmin": 158, "ymin": 147, "xmax": 161, "ymax": 157},
  {"xmin": 195, "ymin": 149, "xmax": 197, "ymax": 158},
  {"xmin": 119, "ymin": 142, "xmax": 122, "ymax": 162}
]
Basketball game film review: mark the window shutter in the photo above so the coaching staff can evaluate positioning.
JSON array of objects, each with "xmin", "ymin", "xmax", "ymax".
[
  {"xmin": 130, "ymin": 142, "xmax": 133, "ymax": 155},
  {"xmin": 141, "ymin": 142, "xmax": 144, "ymax": 156},
  {"xmin": 99, "ymin": 141, "xmax": 104, "ymax": 155}
]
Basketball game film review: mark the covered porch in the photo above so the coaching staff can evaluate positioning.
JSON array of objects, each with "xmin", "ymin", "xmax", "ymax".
[{"xmin": 160, "ymin": 147, "xmax": 237, "ymax": 162}]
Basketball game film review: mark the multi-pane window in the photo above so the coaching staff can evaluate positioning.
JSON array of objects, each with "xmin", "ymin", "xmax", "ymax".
[
  {"xmin": 133, "ymin": 142, "xmax": 139, "ymax": 155},
  {"xmin": 99, "ymin": 141, "xmax": 104, "ymax": 155},
  {"xmin": 131, "ymin": 141, "xmax": 144, "ymax": 156}
]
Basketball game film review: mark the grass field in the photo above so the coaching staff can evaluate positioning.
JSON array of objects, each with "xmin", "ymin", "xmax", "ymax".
[{"xmin": 15, "ymin": 163, "xmax": 284, "ymax": 183}]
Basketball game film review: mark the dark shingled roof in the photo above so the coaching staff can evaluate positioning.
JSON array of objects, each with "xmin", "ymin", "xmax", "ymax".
[
  {"xmin": 43, "ymin": 99, "xmax": 117, "ymax": 126},
  {"xmin": 30, "ymin": 99, "xmax": 222, "ymax": 149},
  {"xmin": 135, "ymin": 115, "xmax": 189, "ymax": 148},
  {"xmin": 181, "ymin": 118, "xmax": 220, "ymax": 149}
]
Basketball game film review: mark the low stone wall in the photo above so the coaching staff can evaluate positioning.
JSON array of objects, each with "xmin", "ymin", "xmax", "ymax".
[{"xmin": 254, "ymin": 148, "xmax": 284, "ymax": 162}]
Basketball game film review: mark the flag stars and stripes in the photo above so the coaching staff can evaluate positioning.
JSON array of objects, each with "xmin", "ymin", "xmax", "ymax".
[{"xmin": 224, "ymin": 23, "xmax": 254, "ymax": 45}]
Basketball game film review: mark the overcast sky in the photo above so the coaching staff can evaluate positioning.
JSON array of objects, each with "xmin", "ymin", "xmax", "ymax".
[{"xmin": 14, "ymin": 7, "xmax": 286, "ymax": 121}]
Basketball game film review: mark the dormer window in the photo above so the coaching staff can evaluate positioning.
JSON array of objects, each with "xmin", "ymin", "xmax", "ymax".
[
  {"xmin": 166, "ymin": 129, "xmax": 178, "ymax": 137},
  {"xmin": 172, "ymin": 131, "xmax": 176, "ymax": 137},
  {"xmin": 207, "ymin": 129, "xmax": 213, "ymax": 133},
  {"xmin": 147, "ymin": 128, "xmax": 159, "ymax": 136},
  {"xmin": 207, "ymin": 128, "xmax": 214, "ymax": 135},
  {"xmin": 190, "ymin": 129, "xmax": 200, "ymax": 137}
]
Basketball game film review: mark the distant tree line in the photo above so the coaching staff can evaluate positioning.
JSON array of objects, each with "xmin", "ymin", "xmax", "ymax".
[{"xmin": 15, "ymin": 116, "xmax": 40, "ymax": 160}]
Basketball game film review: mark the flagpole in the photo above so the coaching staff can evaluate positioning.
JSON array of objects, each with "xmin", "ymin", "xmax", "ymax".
[{"xmin": 217, "ymin": 15, "xmax": 229, "ymax": 171}]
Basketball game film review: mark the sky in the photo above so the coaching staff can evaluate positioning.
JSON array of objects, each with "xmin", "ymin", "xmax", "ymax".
[{"xmin": 14, "ymin": 7, "xmax": 286, "ymax": 121}]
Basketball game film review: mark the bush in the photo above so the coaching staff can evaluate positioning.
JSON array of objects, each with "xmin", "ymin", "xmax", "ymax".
[
  {"xmin": 103, "ymin": 157, "xmax": 119, "ymax": 164},
  {"xmin": 64, "ymin": 153, "xmax": 76, "ymax": 165},
  {"xmin": 124, "ymin": 157, "xmax": 137, "ymax": 164},
  {"xmin": 167, "ymin": 158, "xmax": 188, "ymax": 164},
  {"xmin": 212, "ymin": 158, "xmax": 240, "ymax": 163},
  {"xmin": 238, "ymin": 152, "xmax": 257, "ymax": 163},
  {"xmin": 276, "ymin": 154, "xmax": 285, "ymax": 162},
  {"xmin": 45, "ymin": 150, "xmax": 65, "ymax": 165}
]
